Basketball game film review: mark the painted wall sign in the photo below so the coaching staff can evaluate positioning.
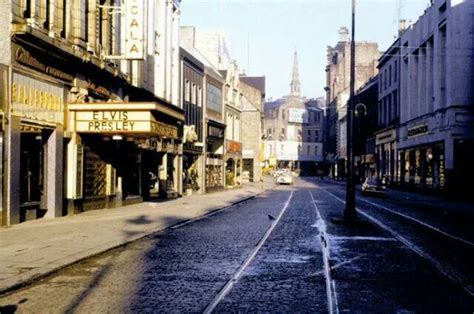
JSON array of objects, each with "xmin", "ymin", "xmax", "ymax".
[
  {"xmin": 75, "ymin": 110, "xmax": 178, "ymax": 138},
  {"xmin": 12, "ymin": 72, "xmax": 64, "ymax": 124},
  {"xmin": 208, "ymin": 124, "xmax": 224, "ymax": 139},
  {"xmin": 226, "ymin": 140, "xmax": 242, "ymax": 154},
  {"xmin": 288, "ymin": 108, "xmax": 309, "ymax": 124},
  {"xmin": 407, "ymin": 124, "xmax": 428, "ymax": 138},
  {"xmin": 125, "ymin": 0, "xmax": 144, "ymax": 59}
]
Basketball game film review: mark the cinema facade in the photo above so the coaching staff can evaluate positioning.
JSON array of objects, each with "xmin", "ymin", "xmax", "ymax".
[{"xmin": 1, "ymin": 36, "xmax": 183, "ymax": 226}]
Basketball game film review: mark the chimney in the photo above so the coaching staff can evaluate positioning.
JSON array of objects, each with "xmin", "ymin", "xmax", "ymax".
[{"xmin": 338, "ymin": 27, "xmax": 349, "ymax": 42}]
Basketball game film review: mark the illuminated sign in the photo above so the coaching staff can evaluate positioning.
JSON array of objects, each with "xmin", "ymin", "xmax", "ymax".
[
  {"xmin": 12, "ymin": 72, "xmax": 64, "ymax": 124},
  {"xmin": 125, "ymin": 0, "xmax": 144, "ymax": 59},
  {"xmin": 288, "ymin": 108, "xmax": 308, "ymax": 124},
  {"xmin": 75, "ymin": 110, "xmax": 178, "ymax": 138}
]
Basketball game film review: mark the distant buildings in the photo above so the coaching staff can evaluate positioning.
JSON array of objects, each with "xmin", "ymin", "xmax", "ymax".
[
  {"xmin": 262, "ymin": 52, "xmax": 324, "ymax": 175},
  {"xmin": 325, "ymin": 27, "xmax": 380, "ymax": 178}
]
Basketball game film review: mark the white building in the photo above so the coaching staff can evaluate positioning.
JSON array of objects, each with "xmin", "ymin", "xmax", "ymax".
[{"xmin": 397, "ymin": 0, "xmax": 474, "ymax": 196}]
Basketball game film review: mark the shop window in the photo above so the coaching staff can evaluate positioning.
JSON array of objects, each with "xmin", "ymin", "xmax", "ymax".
[
  {"xmin": 106, "ymin": 164, "xmax": 117, "ymax": 195},
  {"xmin": 191, "ymin": 83, "xmax": 196, "ymax": 104}
]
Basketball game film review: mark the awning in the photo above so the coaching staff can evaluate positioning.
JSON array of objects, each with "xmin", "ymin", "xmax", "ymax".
[{"xmin": 68, "ymin": 102, "xmax": 184, "ymax": 139}]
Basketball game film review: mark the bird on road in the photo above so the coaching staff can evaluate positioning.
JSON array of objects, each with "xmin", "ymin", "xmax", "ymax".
[{"xmin": 268, "ymin": 214, "xmax": 275, "ymax": 220}]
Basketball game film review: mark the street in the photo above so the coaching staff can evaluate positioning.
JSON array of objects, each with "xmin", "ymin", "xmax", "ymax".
[{"xmin": 1, "ymin": 177, "xmax": 473, "ymax": 313}]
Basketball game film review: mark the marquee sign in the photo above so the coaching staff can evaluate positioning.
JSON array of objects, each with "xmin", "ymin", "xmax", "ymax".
[
  {"xmin": 75, "ymin": 110, "xmax": 178, "ymax": 138},
  {"xmin": 125, "ymin": 0, "xmax": 144, "ymax": 59}
]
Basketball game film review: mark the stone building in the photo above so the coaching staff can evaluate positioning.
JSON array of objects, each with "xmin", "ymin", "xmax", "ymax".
[
  {"xmin": 376, "ymin": 37, "xmax": 401, "ymax": 184},
  {"xmin": 397, "ymin": 0, "xmax": 474, "ymax": 197},
  {"xmin": 324, "ymin": 27, "xmax": 380, "ymax": 178},
  {"xmin": 240, "ymin": 76, "xmax": 266, "ymax": 182},
  {"xmin": 0, "ymin": 0, "xmax": 183, "ymax": 225},
  {"xmin": 263, "ymin": 52, "xmax": 323, "ymax": 175}
]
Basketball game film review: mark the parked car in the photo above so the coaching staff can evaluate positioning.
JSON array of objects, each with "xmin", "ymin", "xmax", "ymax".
[
  {"xmin": 275, "ymin": 170, "xmax": 294, "ymax": 185},
  {"xmin": 361, "ymin": 177, "xmax": 386, "ymax": 196}
]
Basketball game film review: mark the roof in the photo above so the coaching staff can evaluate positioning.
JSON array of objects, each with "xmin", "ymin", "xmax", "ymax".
[{"xmin": 240, "ymin": 76, "xmax": 266, "ymax": 95}]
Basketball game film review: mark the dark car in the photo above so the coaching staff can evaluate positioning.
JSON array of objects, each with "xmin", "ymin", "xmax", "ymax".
[{"xmin": 361, "ymin": 177, "xmax": 387, "ymax": 196}]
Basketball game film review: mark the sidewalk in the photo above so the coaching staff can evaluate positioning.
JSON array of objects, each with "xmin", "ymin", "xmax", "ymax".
[{"xmin": 0, "ymin": 178, "xmax": 275, "ymax": 295}]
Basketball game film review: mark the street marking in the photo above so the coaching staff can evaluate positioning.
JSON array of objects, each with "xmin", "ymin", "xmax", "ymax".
[
  {"xmin": 309, "ymin": 191, "xmax": 339, "ymax": 314},
  {"xmin": 357, "ymin": 197, "xmax": 474, "ymax": 249},
  {"xmin": 321, "ymin": 188, "xmax": 474, "ymax": 297},
  {"xmin": 203, "ymin": 190, "xmax": 294, "ymax": 314},
  {"xmin": 329, "ymin": 236, "xmax": 396, "ymax": 242},
  {"xmin": 309, "ymin": 255, "xmax": 362, "ymax": 277}
]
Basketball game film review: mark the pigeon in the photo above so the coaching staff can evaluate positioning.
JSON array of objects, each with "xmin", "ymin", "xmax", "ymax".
[{"xmin": 268, "ymin": 214, "xmax": 275, "ymax": 220}]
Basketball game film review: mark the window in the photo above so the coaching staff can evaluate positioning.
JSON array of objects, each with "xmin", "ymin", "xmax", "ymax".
[
  {"xmin": 207, "ymin": 83, "xmax": 222, "ymax": 113},
  {"xmin": 379, "ymin": 73, "xmax": 383, "ymax": 93},
  {"xmin": 389, "ymin": 65, "xmax": 392, "ymax": 86},
  {"xmin": 197, "ymin": 87, "xmax": 202, "ymax": 107},
  {"xmin": 307, "ymin": 146, "xmax": 311, "ymax": 155},
  {"xmin": 307, "ymin": 130, "xmax": 311, "ymax": 136},
  {"xmin": 185, "ymin": 80, "xmax": 190, "ymax": 102},
  {"xmin": 314, "ymin": 130, "xmax": 319, "ymax": 141},
  {"xmin": 314, "ymin": 146, "xmax": 318, "ymax": 156},
  {"xmin": 394, "ymin": 60, "xmax": 398, "ymax": 82},
  {"xmin": 282, "ymin": 109, "xmax": 286, "ymax": 120},
  {"xmin": 191, "ymin": 83, "xmax": 196, "ymax": 104}
]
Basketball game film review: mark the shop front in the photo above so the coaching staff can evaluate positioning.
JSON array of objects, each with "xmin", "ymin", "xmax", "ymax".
[
  {"xmin": 397, "ymin": 122, "xmax": 446, "ymax": 191},
  {"xmin": 67, "ymin": 102, "xmax": 184, "ymax": 212},
  {"xmin": 375, "ymin": 127, "xmax": 397, "ymax": 184},
  {"xmin": 205, "ymin": 120, "xmax": 225, "ymax": 192},
  {"xmin": 225, "ymin": 140, "xmax": 243, "ymax": 188},
  {"xmin": 183, "ymin": 125, "xmax": 204, "ymax": 195}
]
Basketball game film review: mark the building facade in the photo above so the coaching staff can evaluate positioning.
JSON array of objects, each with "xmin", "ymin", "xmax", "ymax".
[
  {"xmin": 180, "ymin": 47, "xmax": 205, "ymax": 195},
  {"xmin": 240, "ymin": 76, "xmax": 266, "ymax": 182},
  {"xmin": 0, "ymin": 0, "xmax": 184, "ymax": 225},
  {"xmin": 397, "ymin": 0, "xmax": 474, "ymax": 196},
  {"xmin": 375, "ymin": 38, "xmax": 401, "ymax": 184}
]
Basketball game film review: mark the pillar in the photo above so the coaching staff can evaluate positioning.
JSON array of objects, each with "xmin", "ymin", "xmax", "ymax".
[
  {"xmin": 44, "ymin": 126, "xmax": 64, "ymax": 218},
  {"xmin": 4, "ymin": 114, "xmax": 21, "ymax": 225}
]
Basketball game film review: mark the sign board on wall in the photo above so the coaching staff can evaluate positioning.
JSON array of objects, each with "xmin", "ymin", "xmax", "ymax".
[
  {"xmin": 125, "ymin": 0, "xmax": 144, "ymax": 59},
  {"xmin": 288, "ymin": 108, "xmax": 308, "ymax": 124},
  {"xmin": 12, "ymin": 72, "xmax": 64, "ymax": 124}
]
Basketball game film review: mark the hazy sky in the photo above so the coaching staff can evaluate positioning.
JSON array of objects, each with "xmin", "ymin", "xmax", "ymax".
[{"xmin": 180, "ymin": 0, "xmax": 430, "ymax": 100}]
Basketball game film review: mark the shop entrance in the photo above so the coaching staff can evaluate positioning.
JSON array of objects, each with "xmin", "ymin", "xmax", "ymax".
[
  {"xmin": 20, "ymin": 133, "xmax": 44, "ymax": 207},
  {"xmin": 83, "ymin": 145, "xmax": 107, "ymax": 211}
]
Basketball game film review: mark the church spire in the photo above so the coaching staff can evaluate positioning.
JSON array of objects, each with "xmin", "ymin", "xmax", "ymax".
[{"xmin": 290, "ymin": 50, "xmax": 301, "ymax": 96}]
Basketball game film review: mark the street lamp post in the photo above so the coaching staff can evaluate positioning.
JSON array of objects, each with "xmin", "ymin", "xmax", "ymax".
[{"xmin": 332, "ymin": 0, "xmax": 357, "ymax": 224}]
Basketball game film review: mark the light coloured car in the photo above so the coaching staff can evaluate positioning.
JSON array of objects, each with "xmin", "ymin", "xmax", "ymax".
[
  {"xmin": 361, "ymin": 177, "xmax": 386, "ymax": 196},
  {"xmin": 275, "ymin": 170, "xmax": 294, "ymax": 185}
]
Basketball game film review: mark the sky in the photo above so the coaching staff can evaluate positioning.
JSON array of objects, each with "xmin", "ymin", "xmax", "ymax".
[{"xmin": 180, "ymin": 0, "xmax": 431, "ymax": 100}]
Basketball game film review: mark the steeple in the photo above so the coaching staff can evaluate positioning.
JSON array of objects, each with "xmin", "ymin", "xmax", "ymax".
[{"xmin": 290, "ymin": 50, "xmax": 301, "ymax": 96}]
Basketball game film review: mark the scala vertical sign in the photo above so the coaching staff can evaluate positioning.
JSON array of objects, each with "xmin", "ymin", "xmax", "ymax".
[{"xmin": 125, "ymin": 0, "xmax": 144, "ymax": 59}]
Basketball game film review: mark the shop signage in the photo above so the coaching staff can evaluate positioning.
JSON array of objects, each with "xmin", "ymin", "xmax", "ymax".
[
  {"xmin": 375, "ymin": 129, "xmax": 396, "ymax": 145},
  {"xmin": 208, "ymin": 124, "xmax": 224, "ymax": 139},
  {"xmin": 407, "ymin": 124, "xmax": 428, "ymax": 138},
  {"xmin": 75, "ymin": 110, "xmax": 178, "ymax": 138},
  {"xmin": 125, "ymin": 0, "xmax": 144, "ymax": 59},
  {"xmin": 183, "ymin": 125, "xmax": 198, "ymax": 143},
  {"xmin": 12, "ymin": 72, "xmax": 64, "ymax": 124},
  {"xmin": 226, "ymin": 140, "xmax": 242, "ymax": 154},
  {"xmin": 14, "ymin": 46, "xmax": 74, "ymax": 82},
  {"xmin": 289, "ymin": 108, "xmax": 308, "ymax": 124}
]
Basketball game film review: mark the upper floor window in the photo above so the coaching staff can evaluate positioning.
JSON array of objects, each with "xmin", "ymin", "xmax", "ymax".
[
  {"xmin": 185, "ymin": 80, "xmax": 190, "ymax": 102},
  {"xmin": 394, "ymin": 60, "xmax": 398, "ymax": 83}
]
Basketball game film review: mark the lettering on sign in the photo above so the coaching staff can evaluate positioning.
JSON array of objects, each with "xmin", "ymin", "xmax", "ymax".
[
  {"xmin": 208, "ymin": 125, "xmax": 224, "ymax": 139},
  {"xmin": 75, "ymin": 110, "xmax": 179, "ymax": 138},
  {"xmin": 12, "ymin": 72, "xmax": 64, "ymax": 124},
  {"xmin": 15, "ymin": 46, "xmax": 74, "ymax": 82},
  {"xmin": 125, "ymin": 0, "xmax": 144, "ymax": 59},
  {"xmin": 407, "ymin": 125, "xmax": 428, "ymax": 138}
]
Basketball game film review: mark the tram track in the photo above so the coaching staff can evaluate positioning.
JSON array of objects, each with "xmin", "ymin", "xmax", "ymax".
[{"xmin": 320, "ymin": 185, "xmax": 474, "ymax": 297}]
